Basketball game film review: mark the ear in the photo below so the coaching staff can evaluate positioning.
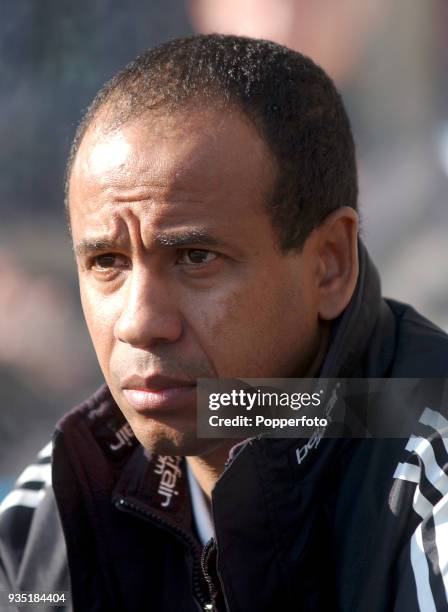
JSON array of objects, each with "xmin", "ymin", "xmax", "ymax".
[{"xmin": 312, "ymin": 207, "xmax": 359, "ymax": 321}]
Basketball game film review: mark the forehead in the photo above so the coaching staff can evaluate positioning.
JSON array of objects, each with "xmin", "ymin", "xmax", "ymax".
[{"xmin": 68, "ymin": 107, "xmax": 276, "ymax": 219}]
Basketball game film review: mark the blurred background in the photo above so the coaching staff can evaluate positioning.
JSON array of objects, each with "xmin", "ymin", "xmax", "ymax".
[{"xmin": 1, "ymin": 0, "xmax": 447, "ymax": 498}]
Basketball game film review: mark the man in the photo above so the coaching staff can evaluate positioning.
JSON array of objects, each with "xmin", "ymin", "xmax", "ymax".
[{"xmin": 1, "ymin": 34, "xmax": 447, "ymax": 611}]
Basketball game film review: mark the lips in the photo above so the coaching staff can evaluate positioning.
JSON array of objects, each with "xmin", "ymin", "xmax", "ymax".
[{"xmin": 121, "ymin": 374, "xmax": 196, "ymax": 413}]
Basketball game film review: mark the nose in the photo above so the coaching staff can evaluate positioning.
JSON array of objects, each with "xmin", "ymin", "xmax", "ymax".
[{"xmin": 114, "ymin": 265, "xmax": 183, "ymax": 349}]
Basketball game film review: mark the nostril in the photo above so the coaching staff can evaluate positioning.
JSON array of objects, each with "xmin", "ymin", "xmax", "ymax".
[{"xmin": 115, "ymin": 307, "xmax": 183, "ymax": 349}]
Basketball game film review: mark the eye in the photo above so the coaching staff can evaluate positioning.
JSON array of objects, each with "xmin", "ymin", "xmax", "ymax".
[
  {"xmin": 91, "ymin": 253, "xmax": 129, "ymax": 271},
  {"xmin": 177, "ymin": 249, "xmax": 218, "ymax": 265}
]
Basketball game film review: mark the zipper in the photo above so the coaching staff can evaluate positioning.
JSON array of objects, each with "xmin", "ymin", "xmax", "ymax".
[
  {"xmin": 200, "ymin": 538, "xmax": 219, "ymax": 610},
  {"xmin": 114, "ymin": 497, "xmax": 213, "ymax": 611}
]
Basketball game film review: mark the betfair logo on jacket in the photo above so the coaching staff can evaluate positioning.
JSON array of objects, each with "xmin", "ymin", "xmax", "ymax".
[
  {"xmin": 154, "ymin": 456, "xmax": 182, "ymax": 508},
  {"xmin": 109, "ymin": 422, "xmax": 135, "ymax": 452}
]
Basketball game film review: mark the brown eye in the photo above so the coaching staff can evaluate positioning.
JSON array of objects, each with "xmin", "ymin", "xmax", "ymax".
[
  {"xmin": 178, "ymin": 249, "xmax": 218, "ymax": 265},
  {"xmin": 94, "ymin": 255, "xmax": 116, "ymax": 269},
  {"xmin": 92, "ymin": 254, "xmax": 129, "ymax": 270}
]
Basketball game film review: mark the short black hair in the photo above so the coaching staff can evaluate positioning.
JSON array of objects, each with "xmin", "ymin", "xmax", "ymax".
[{"xmin": 66, "ymin": 34, "xmax": 358, "ymax": 250}]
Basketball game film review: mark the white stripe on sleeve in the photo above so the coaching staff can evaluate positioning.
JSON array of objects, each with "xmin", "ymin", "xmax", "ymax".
[
  {"xmin": 37, "ymin": 440, "xmax": 53, "ymax": 459},
  {"xmin": 394, "ymin": 462, "xmax": 421, "ymax": 484},
  {"xmin": 0, "ymin": 488, "xmax": 47, "ymax": 515},
  {"xmin": 432, "ymin": 493, "xmax": 448, "ymax": 603},
  {"xmin": 411, "ymin": 523, "xmax": 438, "ymax": 612},
  {"xmin": 405, "ymin": 436, "xmax": 448, "ymax": 498},
  {"xmin": 419, "ymin": 408, "xmax": 448, "ymax": 454},
  {"xmin": 16, "ymin": 463, "xmax": 52, "ymax": 487}
]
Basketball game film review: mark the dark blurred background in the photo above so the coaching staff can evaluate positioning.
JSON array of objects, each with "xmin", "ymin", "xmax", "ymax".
[{"xmin": 1, "ymin": 0, "xmax": 447, "ymax": 498}]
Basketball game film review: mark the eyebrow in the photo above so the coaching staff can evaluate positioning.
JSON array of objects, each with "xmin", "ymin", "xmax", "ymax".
[
  {"xmin": 74, "ymin": 239, "xmax": 118, "ymax": 256},
  {"xmin": 154, "ymin": 229, "xmax": 221, "ymax": 248},
  {"xmin": 74, "ymin": 230, "xmax": 221, "ymax": 256}
]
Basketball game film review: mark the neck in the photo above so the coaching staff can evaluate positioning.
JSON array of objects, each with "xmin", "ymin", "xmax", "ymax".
[
  {"xmin": 186, "ymin": 441, "xmax": 237, "ymax": 500},
  {"xmin": 303, "ymin": 320, "xmax": 331, "ymax": 377}
]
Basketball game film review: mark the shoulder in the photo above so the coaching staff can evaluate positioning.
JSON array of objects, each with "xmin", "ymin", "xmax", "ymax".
[
  {"xmin": 386, "ymin": 299, "xmax": 448, "ymax": 376},
  {"xmin": 0, "ymin": 441, "xmax": 70, "ymax": 595}
]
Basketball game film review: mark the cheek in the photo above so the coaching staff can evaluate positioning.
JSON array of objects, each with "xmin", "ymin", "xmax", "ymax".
[
  {"xmin": 79, "ymin": 282, "xmax": 118, "ymax": 372},
  {"xmin": 188, "ymin": 277, "xmax": 314, "ymax": 378}
]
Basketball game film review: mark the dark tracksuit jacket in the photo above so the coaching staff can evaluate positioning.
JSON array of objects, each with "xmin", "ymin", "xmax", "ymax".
[{"xmin": 1, "ymin": 242, "xmax": 448, "ymax": 612}]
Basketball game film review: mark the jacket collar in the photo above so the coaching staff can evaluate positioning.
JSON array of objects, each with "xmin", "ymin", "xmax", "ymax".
[
  {"xmin": 320, "ymin": 239, "xmax": 382, "ymax": 377},
  {"xmin": 54, "ymin": 384, "xmax": 194, "ymax": 534}
]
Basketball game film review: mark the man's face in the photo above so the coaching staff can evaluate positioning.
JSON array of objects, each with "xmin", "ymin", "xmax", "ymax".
[{"xmin": 69, "ymin": 107, "xmax": 322, "ymax": 456}]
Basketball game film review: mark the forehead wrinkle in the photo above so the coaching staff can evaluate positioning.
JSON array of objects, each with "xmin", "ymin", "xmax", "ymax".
[
  {"xmin": 73, "ymin": 210, "xmax": 130, "ymax": 251},
  {"xmin": 81, "ymin": 146, "xmax": 214, "ymax": 208},
  {"xmin": 119, "ymin": 207, "xmax": 147, "ymax": 255}
]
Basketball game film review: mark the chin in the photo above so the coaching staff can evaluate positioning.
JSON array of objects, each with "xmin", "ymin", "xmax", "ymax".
[{"xmin": 131, "ymin": 417, "xmax": 217, "ymax": 457}]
